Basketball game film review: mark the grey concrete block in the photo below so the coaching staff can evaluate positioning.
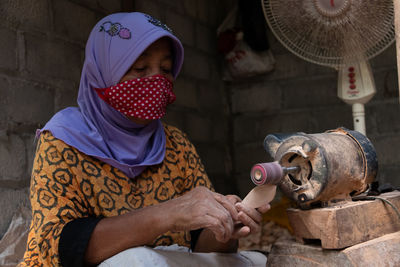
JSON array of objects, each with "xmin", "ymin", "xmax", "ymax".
[
  {"xmin": 234, "ymin": 142, "xmax": 269, "ymax": 174},
  {"xmin": 53, "ymin": 0, "xmax": 98, "ymax": 43},
  {"xmin": 233, "ymin": 111, "xmax": 312, "ymax": 145},
  {"xmin": 25, "ymin": 33, "xmax": 83, "ymax": 82},
  {"xmin": 267, "ymin": 32, "xmax": 289, "ymax": 55},
  {"xmin": 371, "ymin": 69, "xmax": 394, "ymax": 101},
  {"xmin": 208, "ymin": 62, "xmax": 223, "ymax": 83},
  {"xmin": 376, "ymin": 165, "xmax": 400, "ymax": 187},
  {"xmin": 173, "ymin": 78, "xmax": 198, "ymax": 109},
  {"xmin": 371, "ymin": 103, "xmax": 400, "ymax": 134},
  {"xmin": 370, "ymin": 43, "xmax": 397, "ymax": 70},
  {"xmin": 231, "ymin": 82, "xmax": 282, "ymax": 114},
  {"xmin": 259, "ymin": 113, "xmax": 305, "ymax": 136},
  {"xmin": 210, "ymin": 116, "xmax": 228, "ymax": 144},
  {"xmin": 234, "ymin": 115, "xmax": 262, "ymax": 144},
  {"xmin": 280, "ymin": 111, "xmax": 315, "ymax": 133},
  {"xmin": 183, "ymin": 0, "xmax": 197, "ymax": 18},
  {"xmin": 24, "ymin": 134, "xmax": 38, "ymax": 180},
  {"xmin": 1, "ymin": 0, "xmax": 49, "ymax": 30},
  {"xmin": 382, "ymin": 69, "xmax": 398, "ymax": 99},
  {"xmin": 195, "ymin": 143, "xmax": 226, "ymax": 174},
  {"xmin": 210, "ymin": 173, "xmax": 237, "ymax": 195},
  {"xmin": 54, "ymin": 85, "xmax": 79, "ymax": 112},
  {"xmin": 196, "ymin": 0, "xmax": 209, "ymax": 25},
  {"xmin": 185, "ymin": 113, "xmax": 212, "ymax": 143},
  {"xmin": 197, "ymin": 82, "xmax": 224, "ymax": 112},
  {"xmin": 4, "ymin": 79, "xmax": 54, "ymax": 125},
  {"xmin": 97, "ymin": 0, "xmax": 122, "ymax": 13},
  {"xmin": 166, "ymin": 10, "xmax": 195, "ymax": 47},
  {"xmin": 267, "ymin": 53, "xmax": 334, "ymax": 81},
  {"xmin": 158, "ymin": 0, "xmax": 185, "ymax": 13},
  {"xmin": 0, "ymin": 134, "xmax": 26, "ymax": 181},
  {"xmin": 162, "ymin": 108, "xmax": 185, "ymax": 130},
  {"xmin": 0, "ymin": 27, "xmax": 17, "ymax": 70},
  {"xmin": 213, "ymin": 0, "xmax": 237, "ymax": 28},
  {"xmin": 195, "ymin": 23, "xmax": 214, "ymax": 53},
  {"xmin": 371, "ymin": 134, "xmax": 400, "ymax": 166},
  {"xmin": 206, "ymin": 2, "xmax": 219, "ymax": 27},
  {"xmin": 0, "ymin": 187, "xmax": 30, "ymax": 239},
  {"xmin": 134, "ymin": 0, "xmax": 164, "ymax": 20},
  {"xmin": 281, "ymin": 77, "xmax": 341, "ymax": 110},
  {"xmin": 0, "ymin": 76, "xmax": 10, "ymax": 122},
  {"xmin": 72, "ymin": 0, "xmax": 97, "ymax": 8},
  {"xmin": 309, "ymin": 105, "xmax": 353, "ymax": 133},
  {"xmin": 182, "ymin": 49, "xmax": 211, "ymax": 80}
]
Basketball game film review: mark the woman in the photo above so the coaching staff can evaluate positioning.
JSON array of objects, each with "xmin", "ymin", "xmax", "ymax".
[{"xmin": 20, "ymin": 12, "xmax": 269, "ymax": 266}]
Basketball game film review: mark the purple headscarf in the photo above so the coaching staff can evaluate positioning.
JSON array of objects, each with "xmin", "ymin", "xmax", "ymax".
[{"xmin": 38, "ymin": 12, "xmax": 184, "ymax": 178}]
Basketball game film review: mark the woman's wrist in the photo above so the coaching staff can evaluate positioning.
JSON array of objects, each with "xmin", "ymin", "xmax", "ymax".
[{"xmin": 193, "ymin": 228, "xmax": 238, "ymax": 253}]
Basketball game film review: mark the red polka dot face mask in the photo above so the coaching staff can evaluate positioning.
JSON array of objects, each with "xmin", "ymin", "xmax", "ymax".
[{"xmin": 95, "ymin": 74, "xmax": 176, "ymax": 120}]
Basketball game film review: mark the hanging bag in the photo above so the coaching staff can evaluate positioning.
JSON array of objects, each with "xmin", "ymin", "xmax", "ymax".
[{"xmin": 217, "ymin": 4, "xmax": 275, "ymax": 81}]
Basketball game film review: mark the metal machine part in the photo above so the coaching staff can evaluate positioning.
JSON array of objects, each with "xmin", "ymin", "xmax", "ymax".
[
  {"xmin": 250, "ymin": 162, "xmax": 299, "ymax": 185},
  {"xmin": 262, "ymin": 128, "xmax": 378, "ymax": 208}
]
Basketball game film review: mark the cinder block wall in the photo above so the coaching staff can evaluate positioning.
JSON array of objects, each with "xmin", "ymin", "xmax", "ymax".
[
  {"xmin": 0, "ymin": 0, "xmax": 235, "ymax": 238},
  {"xmin": 231, "ymin": 31, "xmax": 400, "ymax": 197}
]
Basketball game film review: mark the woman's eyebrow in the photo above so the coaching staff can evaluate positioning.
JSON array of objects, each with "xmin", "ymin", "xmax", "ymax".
[{"xmin": 162, "ymin": 54, "xmax": 172, "ymax": 60}]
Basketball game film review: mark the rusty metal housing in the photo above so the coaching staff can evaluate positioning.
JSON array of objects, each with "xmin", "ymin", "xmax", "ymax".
[{"xmin": 264, "ymin": 128, "xmax": 378, "ymax": 208}]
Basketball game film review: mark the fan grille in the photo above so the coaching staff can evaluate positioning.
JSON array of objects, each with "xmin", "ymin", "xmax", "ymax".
[{"xmin": 262, "ymin": 0, "xmax": 395, "ymax": 68}]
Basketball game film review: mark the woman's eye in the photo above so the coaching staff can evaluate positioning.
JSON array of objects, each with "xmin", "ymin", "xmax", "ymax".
[
  {"xmin": 162, "ymin": 68, "xmax": 172, "ymax": 74},
  {"xmin": 134, "ymin": 67, "xmax": 146, "ymax": 72}
]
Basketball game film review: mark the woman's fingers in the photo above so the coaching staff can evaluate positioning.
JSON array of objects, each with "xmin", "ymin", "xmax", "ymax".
[
  {"xmin": 230, "ymin": 202, "xmax": 267, "ymax": 237},
  {"xmin": 189, "ymin": 188, "xmax": 235, "ymax": 240},
  {"xmin": 213, "ymin": 192, "xmax": 239, "ymax": 221},
  {"xmin": 173, "ymin": 188, "xmax": 257, "ymax": 241},
  {"xmin": 238, "ymin": 211, "xmax": 260, "ymax": 233},
  {"xmin": 234, "ymin": 225, "xmax": 251, "ymax": 239},
  {"xmin": 225, "ymin": 194, "xmax": 242, "ymax": 204},
  {"xmin": 236, "ymin": 202, "xmax": 263, "ymax": 223},
  {"xmin": 257, "ymin": 203, "xmax": 271, "ymax": 214},
  {"xmin": 204, "ymin": 214, "xmax": 231, "ymax": 243}
]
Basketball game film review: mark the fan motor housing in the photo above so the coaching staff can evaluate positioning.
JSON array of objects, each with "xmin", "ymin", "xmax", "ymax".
[{"xmin": 264, "ymin": 128, "xmax": 378, "ymax": 208}]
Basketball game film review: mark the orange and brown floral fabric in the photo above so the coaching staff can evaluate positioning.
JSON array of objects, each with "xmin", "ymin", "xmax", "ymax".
[{"xmin": 20, "ymin": 124, "xmax": 212, "ymax": 266}]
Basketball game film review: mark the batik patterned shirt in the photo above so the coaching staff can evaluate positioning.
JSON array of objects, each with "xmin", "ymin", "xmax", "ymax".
[{"xmin": 20, "ymin": 124, "xmax": 213, "ymax": 266}]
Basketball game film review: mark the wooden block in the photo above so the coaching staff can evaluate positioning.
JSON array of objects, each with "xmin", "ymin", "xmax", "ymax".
[
  {"xmin": 267, "ymin": 231, "xmax": 400, "ymax": 267},
  {"xmin": 286, "ymin": 191, "xmax": 400, "ymax": 249},
  {"xmin": 342, "ymin": 232, "xmax": 400, "ymax": 266}
]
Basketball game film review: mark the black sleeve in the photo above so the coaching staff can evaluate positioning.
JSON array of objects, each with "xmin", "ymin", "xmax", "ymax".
[
  {"xmin": 190, "ymin": 228, "xmax": 204, "ymax": 251},
  {"xmin": 59, "ymin": 217, "xmax": 103, "ymax": 267}
]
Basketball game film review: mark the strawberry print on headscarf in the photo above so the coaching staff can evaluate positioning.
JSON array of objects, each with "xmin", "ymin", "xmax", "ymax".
[{"xmin": 100, "ymin": 21, "xmax": 132, "ymax": 39}]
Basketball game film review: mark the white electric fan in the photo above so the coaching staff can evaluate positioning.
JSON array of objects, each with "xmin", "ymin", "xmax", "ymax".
[{"xmin": 261, "ymin": 0, "xmax": 395, "ymax": 135}]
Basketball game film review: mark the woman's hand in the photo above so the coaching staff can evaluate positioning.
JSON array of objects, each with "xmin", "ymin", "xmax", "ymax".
[
  {"xmin": 232, "ymin": 201, "xmax": 270, "ymax": 239},
  {"xmin": 223, "ymin": 195, "xmax": 271, "ymax": 239},
  {"xmin": 169, "ymin": 186, "xmax": 239, "ymax": 243},
  {"xmin": 191, "ymin": 193, "xmax": 271, "ymax": 253}
]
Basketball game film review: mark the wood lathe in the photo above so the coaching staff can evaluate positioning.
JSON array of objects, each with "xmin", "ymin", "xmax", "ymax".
[{"xmin": 242, "ymin": 127, "xmax": 400, "ymax": 266}]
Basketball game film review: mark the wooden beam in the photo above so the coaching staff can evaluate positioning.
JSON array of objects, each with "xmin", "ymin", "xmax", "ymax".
[{"xmin": 394, "ymin": 0, "xmax": 400, "ymax": 102}]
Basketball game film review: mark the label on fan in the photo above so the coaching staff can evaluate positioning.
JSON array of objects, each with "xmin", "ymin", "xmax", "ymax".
[{"xmin": 337, "ymin": 61, "xmax": 376, "ymax": 105}]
